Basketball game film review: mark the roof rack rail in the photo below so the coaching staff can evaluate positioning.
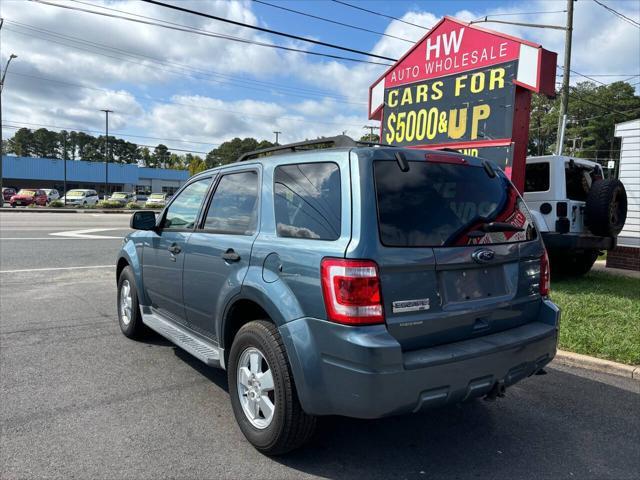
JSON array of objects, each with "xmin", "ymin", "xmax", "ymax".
[{"xmin": 237, "ymin": 135, "xmax": 386, "ymax": 162}]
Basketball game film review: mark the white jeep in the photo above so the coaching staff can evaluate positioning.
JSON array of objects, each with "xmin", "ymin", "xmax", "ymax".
[{"xmin": 523, "ymin": 156, "xmax": 628, "ymax": 276}]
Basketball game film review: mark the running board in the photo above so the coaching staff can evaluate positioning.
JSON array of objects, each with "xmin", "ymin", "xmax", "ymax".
[{"xmin": 142, "ymin": 312, "xmax": 225, "ymax": 369}]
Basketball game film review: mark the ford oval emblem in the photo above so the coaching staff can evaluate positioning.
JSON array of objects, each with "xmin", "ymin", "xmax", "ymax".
[{"xmin": 472, "ymin": 248, "xmax": 495, "ymax": 264}]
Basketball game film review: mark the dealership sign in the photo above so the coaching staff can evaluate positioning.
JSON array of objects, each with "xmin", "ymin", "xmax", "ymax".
[{"xmin": 369, "ymin": 17, "xmax": 557, "ymax": 190}]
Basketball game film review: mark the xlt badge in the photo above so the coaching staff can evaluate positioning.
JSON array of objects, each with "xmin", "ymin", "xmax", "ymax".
[{"xmin": 392, "ymin": 298, "xmax": 430, "ymax": 313}]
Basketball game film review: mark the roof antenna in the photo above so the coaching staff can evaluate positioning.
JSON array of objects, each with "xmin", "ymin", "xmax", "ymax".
[{"xmin": 395, "ymin": 151, "xmax": 410, "ymax": 172}]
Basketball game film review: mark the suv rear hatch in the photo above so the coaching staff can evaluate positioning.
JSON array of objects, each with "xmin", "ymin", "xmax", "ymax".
[{"xmin": 360, "ymin": 152, "xmax": 545, "ymax": 351}]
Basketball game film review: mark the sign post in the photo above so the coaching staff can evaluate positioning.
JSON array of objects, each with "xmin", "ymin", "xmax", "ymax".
[{"xmin": 369, "ymin": 17, "xmax": 557, "ymax": 192}]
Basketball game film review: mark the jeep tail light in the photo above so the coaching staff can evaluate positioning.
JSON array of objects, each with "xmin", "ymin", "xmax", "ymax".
[
  {"xmin": 540, "ymin": 250, "xmax": 550, "ymax": 296},
  {"xmin": 321, "ymin": 258, "xmax": 384, "ymax": 325}
]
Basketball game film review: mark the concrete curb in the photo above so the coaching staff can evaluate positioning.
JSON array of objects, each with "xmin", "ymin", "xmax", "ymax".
[{"xmin": 553, "ymin": 350, "xmax": 639, "ymax": 381}]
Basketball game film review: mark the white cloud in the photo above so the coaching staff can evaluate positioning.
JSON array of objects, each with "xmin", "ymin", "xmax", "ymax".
[{"xmin": 1, "ymin": 0, "xmax": 637, "ymax": 154}]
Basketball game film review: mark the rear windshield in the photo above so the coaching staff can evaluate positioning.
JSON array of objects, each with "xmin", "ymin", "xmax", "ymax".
[
  {"xmin": 111, "ymin": 193, "xmax": 128, "ymax": 199},
  {"xmin": 374, "ymin": 161, "xmax": 536, "ymax": 247},
  {"xmin": 149, "ymin": 194, "xmax": 165, "ymax": 199},
  {"xmin": 17, "ymin": 190, "xmax": 36, "ymax": 196},
  {"xmin": 67, "ymin": 190, "xmax": 86, "ymax": 197}
]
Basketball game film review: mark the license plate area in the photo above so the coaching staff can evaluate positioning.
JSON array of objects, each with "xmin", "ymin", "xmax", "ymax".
[{"xmin": 439, "ymin": 266, "xmax": 508, "ymax": 303}]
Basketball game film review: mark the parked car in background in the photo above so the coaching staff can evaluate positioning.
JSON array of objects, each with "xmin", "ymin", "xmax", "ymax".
[
  {"xmin": 523, "ymin": 156, "xmax": 627, "ymax": 276},
  {"xmin": 144, "ymin": 193, "xmax": 168, "ymax": 208},
  {"xmin": 61, "ymin": 189, "xmax": 99, "ymax": 206},
  {"xmin": 2, "ymin": 187, "xmax": 17, "ymax": 203},
  {"xmin": 116, "ymin": 136, "xmax": 559, "ymax": 455},
  {"xmin": 42, "ymin": 189, "xmax": 60, "ymax": 203},
  {"xmin": 10, "ymin": 189, "xmax": 48, "ymax": 207},
  {"xmin": 109, "ymin": 192, "xmax": 137, "ymax": 206}
]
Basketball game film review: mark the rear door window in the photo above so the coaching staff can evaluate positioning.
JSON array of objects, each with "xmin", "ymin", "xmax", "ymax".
[
  {"xmin": 274, "ymin": 162, "xmax": 341, "ymax": 240},
  {"xmin": 203, "ymin": 171, "xmax": 259, "ymax": 235},
  {"xmin": 374, "ymin": 161, "xmax": 536, "ymax": 247},
  {"xmin": 524, "ymin": 163, "xmax": 550, "ymax": 192}
]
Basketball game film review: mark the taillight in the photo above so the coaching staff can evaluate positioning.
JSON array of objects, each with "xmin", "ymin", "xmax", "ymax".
[
  {"xmin": 320, "ymin": 258, "xmax": 384, "ymax": 325},
  {"xmin": 540, "ymin": 250, "xmax": 550, "ymax": 296}
]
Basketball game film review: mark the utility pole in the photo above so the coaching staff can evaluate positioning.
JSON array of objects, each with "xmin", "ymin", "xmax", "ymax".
[
  {"xmin": 556, "ymin": 0, "xmax": 574, "ymax": 155},
  {"xmin": 101, "ymin": 109, "xmax": 112, "ymax": 198},
  {"xmin": 0, "ymin": 51, "xmax": 18, "ymax": 200},
  {"xmin": 363, "ymin": 125, "xmax": 380, "ymax": 142},
  {"xmin": 273, "ymin": 131, "xmax": 282, "ymax": 145},
  {"xmin": 63, "ymin": 135, "xmax": 67, "ymax": 205}
]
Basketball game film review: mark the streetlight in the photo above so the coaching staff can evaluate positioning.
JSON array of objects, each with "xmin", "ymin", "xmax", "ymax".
[
  {"xmin": 101, "ymin": 109, "xmax": 112, "ymax": 199},
  {"xmin": 0, "ymin": 53, "xmax": 18, "ymax": 200}
]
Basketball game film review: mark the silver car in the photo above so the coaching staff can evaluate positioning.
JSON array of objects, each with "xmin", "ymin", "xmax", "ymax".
[{"xmin": 61, "ymin": 189, "xmax": 99, "ymax": 206}]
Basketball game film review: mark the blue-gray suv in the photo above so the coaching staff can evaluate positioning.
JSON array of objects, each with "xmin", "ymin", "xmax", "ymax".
[{"xmin": 116, "ymin": 136, "xmax": 559, "ymax": 454}]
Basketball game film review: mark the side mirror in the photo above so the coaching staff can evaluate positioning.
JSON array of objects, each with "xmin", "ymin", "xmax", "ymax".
[{"xmin": 130, "ymin": 210, "xmax": 157, "ymax": 230}]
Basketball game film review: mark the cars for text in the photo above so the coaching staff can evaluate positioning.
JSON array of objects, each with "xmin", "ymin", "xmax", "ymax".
[
  {"xmin": 116, "ymin": 136, "xmax": 559, "ymax": 455},
  {"xmin": 61, "ymin": 189, "xmax": 99, "ymax": 206}
]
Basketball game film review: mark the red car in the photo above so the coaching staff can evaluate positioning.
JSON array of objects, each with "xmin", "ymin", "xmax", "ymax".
[{"xmin": 10, "ymin": 189, "xmax": 49, "ymax": 207}]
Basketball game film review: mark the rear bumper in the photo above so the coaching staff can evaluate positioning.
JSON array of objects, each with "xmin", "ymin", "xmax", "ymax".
[
  {"xmin": 542, "ymin": 232, "xmax": 616, "ymax": 250},
  {"xmin": 280, "ymin": 300, "xmax": 559, "ymax": 419}
]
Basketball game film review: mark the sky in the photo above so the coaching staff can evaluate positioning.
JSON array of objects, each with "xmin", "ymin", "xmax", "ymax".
[{"xmin": 1, "ymin": 0, "xmax": 639, "ymax": 156}]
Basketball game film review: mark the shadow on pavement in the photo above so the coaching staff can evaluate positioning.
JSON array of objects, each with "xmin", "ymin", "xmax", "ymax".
[{"xmin": 168, "ymin": 333, "xmax": 640, "ymax": 480}]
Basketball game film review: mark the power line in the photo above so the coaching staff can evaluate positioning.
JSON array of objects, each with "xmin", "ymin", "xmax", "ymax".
[
  {"xmin": 331, "ymin": 0, "xmax": 430, "ymax": 31},
  {"xmin": 5, "ymin": 71, "xmax": 368, "ymax": 129},
  {"xmin": 30, "ymin": 0, "xmax": 393, "ymax": 66},
  {"xmin": 252, "ymin": 0, "xmax": 416, "ymax": 43},
  {"xmin": 2, "ymin": 124, "xmax": 211, "ymax": 154},
  {"xmin": 4, "ymin": 20, "xmax": 367, "ymax": 105},
  {"xmin": 479, "ymin": 10, "xmax": 567, "ymax": 18},
  {"xmin": 592, "ymin": 0, "xmax": 640, "ymax": 28},
  {"xmin": 139, "ymin": 0, "xmax": 397, "ymax": 62}
]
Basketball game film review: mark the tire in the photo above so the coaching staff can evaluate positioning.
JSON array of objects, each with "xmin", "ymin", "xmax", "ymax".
[
  {"xmin": 117, "ymin": 266, "xmax": 147, "ymax": 339},
  {"xmin": 585, "ymin": 179, "xmax": 627, "ymax": 236},
  {"xmin": 549, "ymin": 249, "xmax": 599, "ymax": 277},
  {"xmin": 228, "ymin": 320, "xmax": 316, "ymax": 455}
]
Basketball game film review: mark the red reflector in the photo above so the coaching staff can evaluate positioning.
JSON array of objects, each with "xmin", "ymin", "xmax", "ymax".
[
  {"xmin": 540, "ymin": 250, "xmax": 550, "ymax": 296},
  {"xmin": 321, "ymin": 258, "xmax": 384, "ymax": 325}
]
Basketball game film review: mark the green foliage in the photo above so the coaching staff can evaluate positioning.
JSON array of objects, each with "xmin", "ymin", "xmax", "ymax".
[
  {"xmin": 360, "ymin": 133, "xmax": 380, "ymax": 143},
  {"xmin": 528, "ymin": 81, "xmax": 640, "ymax": 161},
  {"xmin": 49, "ymin": 200, "xmax": 64, "ymax": 208},
  {"xmin": 96, "ymin": 200, "xmax": 123, "ymax": 209},
  {"xmin": 125, "ymin": 201, "xmax": 141, "ymax": 210},
  {"xmin": 205, "ymin": 137, "xmax": 274, "ymax": 168}
]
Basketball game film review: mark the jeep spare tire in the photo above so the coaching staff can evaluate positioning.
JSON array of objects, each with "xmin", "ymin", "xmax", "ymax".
[{"xmin": 585, "ymin": 179, "xmax": 627, "ymax": 236}]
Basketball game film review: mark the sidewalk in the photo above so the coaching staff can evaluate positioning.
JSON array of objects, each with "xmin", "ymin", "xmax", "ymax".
[{"xmin": 591, "ymin": 260, "xmax": 640, "ymax": 279}]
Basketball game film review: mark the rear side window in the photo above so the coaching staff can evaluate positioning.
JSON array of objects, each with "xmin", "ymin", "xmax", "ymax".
[
  {"xmin": 274, "ymin": 162, "xmax": 341, "ymax": 240},
  {"xmin": 204, "ymin": 171, "xmax": 259, "ymax": 235},
  {"xmin": 524, "ymin": 163, "xmax": 550, "ymax": 192},
  {"xmin": 374, "ymin": 161, "xmax": 536, "ymax": 247}
]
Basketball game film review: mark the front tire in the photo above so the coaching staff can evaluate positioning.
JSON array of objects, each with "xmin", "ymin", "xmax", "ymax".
[
  {"xmin": 228, "ymin": 320, "xmax": 316, "ymax": 455},
  {"xmin": 117, "ymin": 266, "xmax": 146, "ymax": 338}
]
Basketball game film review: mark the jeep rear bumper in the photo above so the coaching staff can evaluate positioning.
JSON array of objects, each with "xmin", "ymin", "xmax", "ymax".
[
  {"xmin": 280, "ymin": 300, "xmax": 559, "ymax": 419},
  {"xmin": 542, "ymin": 232, "xmax": 616, "ymax": 250}
]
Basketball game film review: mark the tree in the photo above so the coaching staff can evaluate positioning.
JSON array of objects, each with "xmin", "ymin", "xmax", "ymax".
[
  {"xmin": 205, "ymin": 137, "xmax": 274, "ymax": 167},
  {"xmin": 187, "ymin": 155, "xmax": 207, "ymax": 176},
  {"xmin": 152, "ymin": 144, "xmax": 170, "ymax": 168},
  {"xmin": 6, "ymin": 128, "xmax": 34, "ymax": 156},
  {"xmin": 360, "ymin": 133, "xmax": 380, "ymax": 143},
  {"xmin": 32, "ymin": 128, "xmax": 59, "ymax": 158}
]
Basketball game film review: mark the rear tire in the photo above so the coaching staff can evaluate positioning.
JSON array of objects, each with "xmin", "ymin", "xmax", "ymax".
[
  {"xmin": 549, "ymin": 249, "xmax": 599, "ymax": 277},
  {"xmin": 117, "ymin": 266, "xmax": 147, "ymax": 339},
  {"xmin": 585, "ymin": 179, "xmax": 627, "ymax": 236},
  {"xmin": 228, "ymin": 320, "xmax": 316, "ymax": 455}
]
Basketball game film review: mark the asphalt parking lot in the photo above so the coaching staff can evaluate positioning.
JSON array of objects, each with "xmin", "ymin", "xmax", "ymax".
[{"xmin": 1, "ymin": 211, "xmax": 639, "ymax": 479}]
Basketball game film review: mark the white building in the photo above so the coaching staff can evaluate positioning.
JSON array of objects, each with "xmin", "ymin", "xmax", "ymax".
[{"xmin": 615, "ymin": 119, "xmax": 640, "ymax": 247}]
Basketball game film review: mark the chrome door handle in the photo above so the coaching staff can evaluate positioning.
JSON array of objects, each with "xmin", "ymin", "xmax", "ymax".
[{"xmin": 168, "ymin": 244, "xmax": 182, "ymax": 255}]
